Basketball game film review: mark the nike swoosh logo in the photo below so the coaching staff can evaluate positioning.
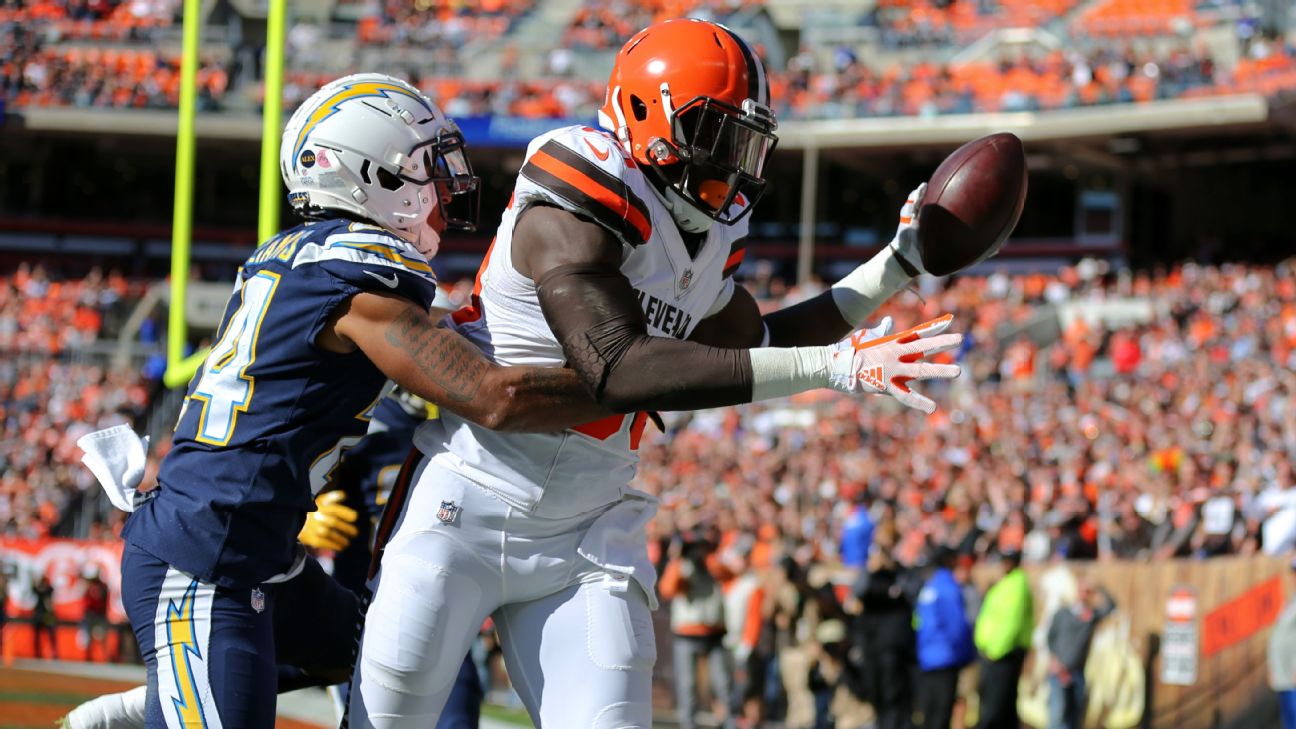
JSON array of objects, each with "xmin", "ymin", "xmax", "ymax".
[
  {"xmin": 583, "ymin": 138, "xmax": 611, "ymax": 162},
  {"xmin": 364, "ymin": 270, "xmax": 399, "ymax": 289}
]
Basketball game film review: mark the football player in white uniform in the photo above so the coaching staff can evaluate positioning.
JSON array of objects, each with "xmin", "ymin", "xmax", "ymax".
[{"xmin": 349, "ymin": 19, "xmax": 963, "ymax": 729}]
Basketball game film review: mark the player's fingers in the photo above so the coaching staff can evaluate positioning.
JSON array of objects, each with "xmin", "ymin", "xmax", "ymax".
[
  {"xmin": 898, "ymin": 362, "xmax": 962, "ymax": 382},
  {"xmin": 319, "ymin": 514, "xmax": 360, "ymax": 538},
  {"xmin": 853, "ymin": 316, "xmax": 893, "ymax": 346},
  {"xmin": 855, "ymin": 314, "xmax": 949, "ymax": 351},
  {"xmin": 894, "ymin": 387, "xmax": 937, "ymax": 415},
  {"xmin": 320, "ymin": 534, "xmax": 349, "ymax": 551},
  {"xmin": 299, "ymin": 527, "xmax": 341, "ymax": 551},
  {"xmin": 316, "ymin": 490, "xmax": 346, "ymax": 508},
  {"xmin": 897, "ymin": 332, "xmax": 963, "ymax": 357},
  {"xmin": 904, "ymin": 313, "xmax": 954, "ymax": 340},
  {"xmin": 899, "ymin": 183, "xmax": 926, "ymax": 225},
  {"xmin": 323, "ymin": 503, "xmax": 359, "ymax": 523}
]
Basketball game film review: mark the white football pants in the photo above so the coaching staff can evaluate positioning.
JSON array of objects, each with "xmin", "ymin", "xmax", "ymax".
[{"xmin": 348, "ymin": 459, "xmax": 658, "ymax": 729}]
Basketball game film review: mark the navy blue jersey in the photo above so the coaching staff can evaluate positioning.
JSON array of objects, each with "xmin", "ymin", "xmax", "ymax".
[
  {"xmin": 328, "ymin": 394, "xmax": 427, "ymax": 593},
  {"xmin": 124, "ymin": 218, "xmax": 438, "ymax": 589}
]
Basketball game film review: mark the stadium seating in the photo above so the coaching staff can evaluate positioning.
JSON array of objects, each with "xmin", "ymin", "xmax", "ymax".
[
  {"xmin": 4, "ymin": 0, "xmax": 1295, "ymax": 116},
  {"xmin": 876, "ymin": 0, "xmax": 1085, "ymax": 46},
  {"xmin": 357, "ymin": 0, "xmax": 535, "ymax": 46},
  {"xmin": 1075, "ymin": 0, "xmax": 1199, "ymax": 37}
]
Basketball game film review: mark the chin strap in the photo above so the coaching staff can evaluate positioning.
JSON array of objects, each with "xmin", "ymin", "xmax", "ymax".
[{"xmin": 647, "ymin": 183, "xmax": 714, "ymax": 234}]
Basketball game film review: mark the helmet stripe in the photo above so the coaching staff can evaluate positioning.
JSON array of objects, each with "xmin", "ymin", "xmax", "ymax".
[
  {"xmin": 292, "ymin": 81, "xmax": 433, "ymax": 162},
  {"xmin": 719, "ymin": 27, "xmax": 767, "ymax": 107}
]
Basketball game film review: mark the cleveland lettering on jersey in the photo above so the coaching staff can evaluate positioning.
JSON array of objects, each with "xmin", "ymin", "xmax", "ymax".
[
  {"xmin": 429, "ymin": 124, "xmax": 748, "ymax": 516},
  {"xmin": 634, "ymin": 288, "xmax": 693, "ymax": 339}
]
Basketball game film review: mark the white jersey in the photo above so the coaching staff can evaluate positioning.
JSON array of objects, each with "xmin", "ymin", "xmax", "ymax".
[{"xmin": 415, "ymin": 124, "xmax": 751, "ymax": 517}]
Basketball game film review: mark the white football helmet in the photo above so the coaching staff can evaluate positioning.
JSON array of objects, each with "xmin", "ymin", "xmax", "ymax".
[{"xmin": 280, "ymin": 73, "xmax": 479, "ymax": 257}]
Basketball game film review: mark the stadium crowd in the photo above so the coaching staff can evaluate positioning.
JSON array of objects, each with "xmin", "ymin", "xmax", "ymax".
[
  {"xmin": 355, "ymin": 0, "xmax": 535, "ymax": 47},
  {"xmin": 620, "ymin": 259, "xmax": 1296, "ymax": 726},
  {"xmin": 0, "ymin": 263, "xmax": 149, "ymax": 540},
  {"xmin": 5, "ymin": 0, "xmax": 1296, "ymax": 117},
  {"xmin": 630, "ymin": 259, "xmax": 1296, "ymax": 573},
  {"xmin": 4, "ymin": 256, "xmax": 1296, "ymax": 723}
]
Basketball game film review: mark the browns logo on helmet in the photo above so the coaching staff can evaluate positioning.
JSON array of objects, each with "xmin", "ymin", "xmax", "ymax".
[{"xmin": 598, "ymin": 19, "xmax": 778, "ymax": 228}]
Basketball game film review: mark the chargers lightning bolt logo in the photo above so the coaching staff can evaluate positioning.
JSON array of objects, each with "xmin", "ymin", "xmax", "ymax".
[
  {"xmin": 292, "ymin": 80, "xmax": 434, "ymax": 162},
  {"xmin": 166, "ymin": 580, "xmax": 209, "ymax": 728}
]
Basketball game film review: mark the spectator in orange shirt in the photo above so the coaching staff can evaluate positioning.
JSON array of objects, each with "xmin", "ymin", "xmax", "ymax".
[{"xmin": 659, "ymin": 522, "xmax": 737, "ymax": 729}]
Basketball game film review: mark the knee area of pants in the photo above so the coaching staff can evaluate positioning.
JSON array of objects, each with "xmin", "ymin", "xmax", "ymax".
[
  {"xmin": 361, "ymin": 556, "xmax": 482, "ymax": 697},
  {"xmin": 588, "ymin": 701, "xmax": 651, "ymax": 729}
]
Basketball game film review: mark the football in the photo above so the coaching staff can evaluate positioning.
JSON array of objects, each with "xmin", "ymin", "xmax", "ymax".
[{"xmin": 915, "ymin": 132, "xmax": 1028, "ymax": 276}]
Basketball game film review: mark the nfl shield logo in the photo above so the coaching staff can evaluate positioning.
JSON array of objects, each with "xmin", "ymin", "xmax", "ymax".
[
  {"xmin": 437, "ymin": 500, "xmax": 460, "ymax": 524},
  {"xmin": 250, "ymin": 588, "xmax": 266, "ymax": 614},
  {"xmin": 679, "ymin": 269, "xmax": 693, "ymax": 290}
]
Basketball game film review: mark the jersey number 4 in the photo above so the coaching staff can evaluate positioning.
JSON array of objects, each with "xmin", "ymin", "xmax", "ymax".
[{"xmin": 190, "ymin": 271, "xmax": 281, "ymax": 446}]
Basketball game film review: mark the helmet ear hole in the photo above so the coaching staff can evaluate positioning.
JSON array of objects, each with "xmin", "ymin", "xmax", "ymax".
[
  {"xmin": 359, "ymin": 160, "xmax": 373, "ymax": 185},
  {"xmin": 630, "ymin": 95, "xmax": 649, "ymax": 122},
  {"xmin": 376, "ymin": 166, "xmax": 404, "ymax": 191}
]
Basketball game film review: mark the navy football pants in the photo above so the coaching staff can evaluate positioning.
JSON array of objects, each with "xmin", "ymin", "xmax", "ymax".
[{"xmin": 123, "ymin": 545, "xmax": 364, "ymax": 729}]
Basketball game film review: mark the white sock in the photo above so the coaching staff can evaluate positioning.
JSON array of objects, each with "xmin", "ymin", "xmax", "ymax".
[{"xmin": 64, "ymin": 685, "xmax": 148, "ymax": 729}]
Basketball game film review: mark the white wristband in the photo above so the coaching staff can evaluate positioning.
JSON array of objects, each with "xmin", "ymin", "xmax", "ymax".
[
  {"xmin": 830, "ymin": 247, "xmax": 913, "ymax": 327},
  {"xmin": 748, "ymin": 346, "xmax": 831, "ymax": 402}
]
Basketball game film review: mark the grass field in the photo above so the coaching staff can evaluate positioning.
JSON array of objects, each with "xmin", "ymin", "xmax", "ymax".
[
  {"xmin": 0, "ymin": 663, "xmax": 663, "ymax": 729},
  {"xmin": 0, "ymin": 665, "xmax": 326, "ymax": 729}
]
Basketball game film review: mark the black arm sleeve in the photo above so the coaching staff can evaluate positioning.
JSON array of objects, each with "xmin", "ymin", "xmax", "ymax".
[{"xmin": 536, "ymin": 263, "xmax": 754, "ymax": 413}]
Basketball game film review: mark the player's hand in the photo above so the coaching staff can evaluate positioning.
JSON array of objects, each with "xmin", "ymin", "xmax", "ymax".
[
  {"xmin": 297, "ymin": 490, "xmax": 359, "ymax": 551},
  {"xmin": 827, "ymin": 314, "xmax": 962, "ymax": 413},
  {"xmin": 888, "ymin": 183, "xmax": 927, "ymax": 277}
]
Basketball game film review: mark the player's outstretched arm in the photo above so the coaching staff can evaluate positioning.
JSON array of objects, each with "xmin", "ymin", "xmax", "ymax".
[
  {"xmin": 330, "ymin": 291, "xmax": 611, "ymax": 432},
  {"xmin": 514, "ymin": 204, "xmax": 962, "ymax": 414},
  {"xmin": 756, "ymin": 182, "xmax": 933, "ymax": 345}
]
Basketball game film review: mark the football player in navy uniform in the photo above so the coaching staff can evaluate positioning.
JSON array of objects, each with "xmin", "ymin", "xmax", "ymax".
[
  {"xmin": 63, "ymin": 389, "xmax": 480, "ymax": 729},
  {"xmin": 117, "ymin": 73, "xmax": 608, "ymax": 729}
]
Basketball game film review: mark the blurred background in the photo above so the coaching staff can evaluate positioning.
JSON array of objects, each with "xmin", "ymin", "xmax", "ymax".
[{"xmin": 2, "ymin": 0, "xmax": 1296, "ymax": 727}]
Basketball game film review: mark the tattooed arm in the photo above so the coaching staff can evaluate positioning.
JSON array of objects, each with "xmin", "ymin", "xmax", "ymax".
[{"xmin": 325, "ymin": 291, "xmax": 610, "ymax": 432}]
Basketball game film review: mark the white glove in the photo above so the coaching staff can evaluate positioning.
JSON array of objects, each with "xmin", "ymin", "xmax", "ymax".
[
  {"xmin": 827, "ymin": 314, "xmax": 962, "ymax": 413},
  {"xmin": 888, "ymin": 183, "xmax": 927, "ymax": 277}
]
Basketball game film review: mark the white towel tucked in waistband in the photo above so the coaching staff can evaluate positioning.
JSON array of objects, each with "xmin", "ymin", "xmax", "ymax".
[{"xmin": 77, "ymin": 424, "xmax": 150, "ymax": 513}]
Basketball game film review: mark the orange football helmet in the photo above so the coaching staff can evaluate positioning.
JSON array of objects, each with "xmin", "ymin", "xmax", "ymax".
[{"xmin": 598, "ymin": 19, "xmax": 778, "ymax": 225}]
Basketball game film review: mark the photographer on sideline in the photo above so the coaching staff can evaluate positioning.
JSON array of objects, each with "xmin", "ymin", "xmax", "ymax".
[{"xmin": 660, "ymin": 522, "xmax": 737, "ymax": 729}]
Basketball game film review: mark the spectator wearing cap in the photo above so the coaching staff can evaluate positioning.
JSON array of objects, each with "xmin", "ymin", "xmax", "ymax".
[
  {"xmin": 914, "ymin": 547, "xmax": 975, "ymax": 729},
  {"xmin": 1270, "ymin": 558, "xmax": 1296, "ymax": 729},
  {"xmin": 974, "ymin": 551, "xmax": 1033, "ymax": 729},
  {"xmin": 1046, "ymin": 575, "xmax": 1116, "ymax": 729}
]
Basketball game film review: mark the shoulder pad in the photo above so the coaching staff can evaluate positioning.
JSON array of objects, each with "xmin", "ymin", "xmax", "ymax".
[
  {"xmin": 293, "ymin": 223, "xmax": 438, "ymax": 309},
  {"xmin": 516, "ymin": 126, "xmax": 654, "ymax": 248}
]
